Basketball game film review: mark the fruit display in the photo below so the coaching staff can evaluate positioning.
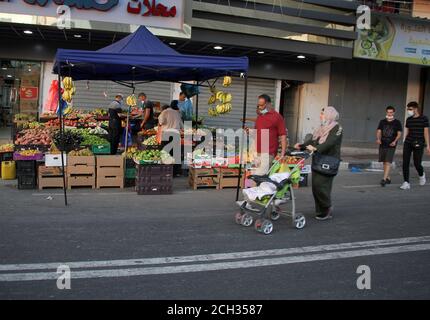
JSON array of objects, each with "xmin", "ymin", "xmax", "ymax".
[
  {"xmin": 139, "ymin": 129, "xmax": 157, "ymax": 136},
  {"xmin": 52, "ymin": 129, "xmax": 83, "ymax": 152},
  {"xmin": 88, "ymin": 127, "xmax": 108, "ymax": 135},
  {"xmin": 142, "ymin": 135, "xmax": 159, "ymax": 146},
  {"xmin": 126, "ymin": 95, "xmax": 137, "ymax": 107},
  {"xmin": 14, "ymin": 113, "xmax": 36, "ymax": 122},
  {"xmin": 0, "ymin": 144, "xmax": 14, "ymax": 152},
  {"xmin": 82, "ymin": 135, "xmax": 109, "ymax": 146},
  {"xmin": 123, "ymin": 146, "xmax": 138, "ymax": 159},
  {"xmin": 222, "ymin": 76, "xmax": 232, "ymax": 87},
  {"xmin": 68, "ymin": 148, "xmax": 94, "ymax": 156},
  {"xmin": 91, "ymin": 108, "xmax": 108, "ymax": 117},
  {"xmin": 134, "ymin": 149, "xmax": 162, "ymax": 163},
  {"xmin": 15, "ymin": 149, "xmax": 43, "ymax": 157},
  {"xmin": 15, "ymin": 128, "xmax": 54, "ymax": 146}
]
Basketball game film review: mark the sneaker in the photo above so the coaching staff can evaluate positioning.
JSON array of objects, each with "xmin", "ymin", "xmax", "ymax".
[
  {"xmin": 419, "ymin": 174, "xmax": 426, "ymax": 186},
  {"xmin": 380, "ymin": 179, "xmax": 386, "ymax": 187},
  {"xmin": 315, "ymin": 207, "xmax": 333, "ymax": 221},
  {"xmin": 400, "ymin": 182, "xmax": 411, "ymax": 190}
]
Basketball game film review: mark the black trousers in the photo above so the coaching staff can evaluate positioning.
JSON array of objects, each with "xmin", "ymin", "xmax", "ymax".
[
  {"xmin": 312, "ymin": 171, "xmax": 334, "ymax": 214},
  {"xmin": 108, "ymin": 127, "xmax": 122, "ymax": 155},
  {"xmin": 403, "ymin": 142, "xmax": 424, "ymax": 182}
]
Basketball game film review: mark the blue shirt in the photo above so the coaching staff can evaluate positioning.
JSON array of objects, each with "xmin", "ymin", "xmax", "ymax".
[{"xmin": 178, "ymin": 99, "xmax": 193, "ymax": 121}]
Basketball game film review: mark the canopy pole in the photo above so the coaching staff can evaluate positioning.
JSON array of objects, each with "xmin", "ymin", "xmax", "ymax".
[
  {"xmin": 58, "ymin": 73, "xmax": 68, "ymax": 206},
  {"xmin": 124, "ymin": 67, "xmax": 136, "ymax": 154},
  {"xmin": 194, "ymin": 82, "xmax": 199, "ymax": 131},
  {"xmin": 236, "ymin": 74, "xmax": 248, "ymax": 201}
]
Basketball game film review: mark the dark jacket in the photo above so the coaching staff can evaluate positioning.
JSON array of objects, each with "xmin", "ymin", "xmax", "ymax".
[{"xmin": 300, "ymin": 124, "xmax": 343, "ymax": 159}]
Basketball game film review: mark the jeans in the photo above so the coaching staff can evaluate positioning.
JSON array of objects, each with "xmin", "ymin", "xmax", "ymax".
[{"xmin": 403, "ymin": 142, "xmax": 424, "ymax": 182}]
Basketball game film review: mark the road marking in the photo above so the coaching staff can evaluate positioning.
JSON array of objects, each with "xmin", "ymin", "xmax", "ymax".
[
  {"xmin": 0, "ymin": 236, "xmax": 429, "ymax": 275},
  {"xmin": 0, "ymin": 243, "xmax": 429, "ymax": 282}
]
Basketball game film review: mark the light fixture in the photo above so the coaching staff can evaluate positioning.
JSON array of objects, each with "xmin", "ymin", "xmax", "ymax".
[
  {"xmin": 169, "ymin": 42, "xmax": 176, "ymax": 46},
  {"xmin": 1, "ymin": 67, "xmax": 7, "ymax": 70},
  {"xmin": 297, "ymin": 55, "xmax": 306, "ymax": 59},
  {"xmin": 257, "ymin": 51, "xmax": 265, "ymax": 54},
  {"xmin": 74, "ymin": 34, "xmax": 82, "ymax": 38},
  {"xmin": 23, "ymin": 30, "xmax": 33, "ymax": 34},
  {"xmin": 7, "ymin": 75, "xmax": 12, "ymax": 78},
  {"xmin": 213, "ymin": 46, "xmax": 223, "ymax": 50}
]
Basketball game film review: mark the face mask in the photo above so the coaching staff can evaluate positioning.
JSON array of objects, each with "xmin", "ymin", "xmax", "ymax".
[
  {"xmin": 407, "ymin": 110, "xmax": 414, "ymax": 117},
  {"xmin": 386, "ymin": 115, "xmax": 394, "ymax": 120},
  {"xmin": 260, "ymin": 108, "xmax": 268, "ymax": 115},
  {"xmin": 321, "ymin": 120, "xmax": 328, "ymax": 126}
]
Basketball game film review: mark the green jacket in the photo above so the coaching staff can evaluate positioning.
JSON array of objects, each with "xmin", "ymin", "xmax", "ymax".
[{"xmin": 301, "ymin": 124, "xmax": 343, "ymax": 159}]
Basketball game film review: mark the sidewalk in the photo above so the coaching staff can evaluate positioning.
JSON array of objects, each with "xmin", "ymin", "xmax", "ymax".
[{"xmin": 340, "ymin": 142, "xmax": 430, "ymax": 169}]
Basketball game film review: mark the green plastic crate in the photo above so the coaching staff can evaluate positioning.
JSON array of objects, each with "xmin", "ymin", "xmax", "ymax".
[
  {"xmin": 92, "ymin": 144, "xmax": 111, "ymax": 154},
  {"xmin": 125, "ymin": 167, "xmax": 136, "ymax": 179}
]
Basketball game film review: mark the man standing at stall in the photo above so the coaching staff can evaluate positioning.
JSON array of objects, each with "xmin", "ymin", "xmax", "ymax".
[
  {"xmin": 108, "ymin": 94, "xmax": 123, "ymax": 155},
  {"xmin": 138, "ymin": 92, "xmax": 156, "ymax": 130},
  {"xmin": 177, "ymin": 92, "xmax": 193, "ymax": 122},
  {"xmin": 254, "ymin": 94, "xmax": 287, "ymax": 175}
]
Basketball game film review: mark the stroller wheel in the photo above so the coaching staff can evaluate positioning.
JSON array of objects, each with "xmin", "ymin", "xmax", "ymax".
[
  {"xmin": 234, "ymin": 212, "xmax": 243, "ymax": 225},
  {"xmin": 240, "ymin": 214, "xmax": 254, "ymax": 227},
  {"xmin": 255, "ymin": 219, "xmax": 273, "ymax": 234},
  {"xmin": 270, "ymin": 210, "xmax": 281, "ymax": 221},
  {"xmin": 294, "ymin": 214, "xmax": 306, "ymax": 229}
]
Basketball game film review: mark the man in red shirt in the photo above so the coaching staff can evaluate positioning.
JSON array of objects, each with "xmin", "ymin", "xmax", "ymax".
[{"xmin": 253, "ymin": 94, "xmax": 287, "ymax": 174}]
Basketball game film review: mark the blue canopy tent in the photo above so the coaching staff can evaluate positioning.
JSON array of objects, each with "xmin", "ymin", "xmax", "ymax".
[{"xmin": 53, "ymin": 26, "xmax": 249, "ymax": 205}]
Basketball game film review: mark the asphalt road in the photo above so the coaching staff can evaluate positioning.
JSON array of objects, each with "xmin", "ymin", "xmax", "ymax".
[{"xmin": 0, "ymin": 168, "xmax": 429, "ymax": 300}]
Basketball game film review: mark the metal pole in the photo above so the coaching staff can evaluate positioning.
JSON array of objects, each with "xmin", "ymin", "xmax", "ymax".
[
  {"xmin": 194, "ymin": 82, "xmax": 199, "ymax": 131},
  {"xmin": 58, "ymin": 72, "xmax": 68, "ymax": 206},
  {"xmin": 236, "ymin": 74, "xmax": 248, "ymax": 201}
]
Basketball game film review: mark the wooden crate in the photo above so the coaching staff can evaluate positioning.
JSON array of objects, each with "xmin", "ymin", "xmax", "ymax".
[
  {"xmin": 67, "ymin": 156, "xmax": 95, "ymax": 166},
  {"xmin": 67, "ymin": 156, "xmax": 96, "ymax": 176},
  {"xmin": 67, "ymin": 175, "xmax": 96, "ymax": 189},
  {"xmin": 189, "ymin": 175, "xmax": 220, "ymax": 190},
  {"xmin": 189, "ymin": 167, "xmax": 220, "ymax": 178},
  {"xmin": 96, "ymin": 155, "xmax": 124, "ymax": 169},
  {"xmin": 96, "ymin": 156, "xmax": 124, "ymax": 188},
  {"xmin": 219, "ymin": 176, "xmax": 244, "ymax": 189},
  {"xmin": 38, "ymin": 166, "xmax": 66, "ymax": 190}
]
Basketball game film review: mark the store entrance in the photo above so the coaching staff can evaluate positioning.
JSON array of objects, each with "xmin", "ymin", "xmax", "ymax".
[
  {"xmin": 279, "ymin": 81, "xmax": 303, "ymax": 145},
  {"xmin": 0, "ymin": 60, "xmax": 41, "ymax": 142}
]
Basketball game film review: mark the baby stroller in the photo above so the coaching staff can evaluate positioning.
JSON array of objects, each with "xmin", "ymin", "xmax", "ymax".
[{"xmin": 235, "ymin": 149, "xmax": 311, "ymax": 235}]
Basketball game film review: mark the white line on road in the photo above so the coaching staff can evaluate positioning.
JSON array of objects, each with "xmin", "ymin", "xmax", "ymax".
[
  {"xmin": 1, "ymin": 243, "xmax": 429, "ymax": 282},
  {"xmin": 0, "ymin": 236, "xmax": 429, "ymax": 272}
]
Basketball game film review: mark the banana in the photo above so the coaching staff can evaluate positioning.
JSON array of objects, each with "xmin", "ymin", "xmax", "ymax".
[
  {"xmin": 208, "ymin": 95, "xmax": 216, "ymax": 105},
  {"xmin": 216, "ymin": 91, "xmax": 224, "ymax": 101},
  {"xmin": 126, "ymin": 95, "xmax": 137, "ymax": 106},
  {"xmin": 62, "ymin": 77, "xmax": 73, "ymax": 90},
  {"xmin": 62, "ymin": 90, "xmax": 72, "ymax": 103},
  {"xmin": 216, "ymin": 104, "xmax": 224, "ymax": 114},
  {"xmin": 63, "ymin": 106, "xmax": 72, "ymax": 115},
  {"xmin": 223, "ymin": 93, "xmax": 232, "ymax": 103},
  {"xmin": 223, "ymin": 76, "xmax": 232, "ymax": 87}
]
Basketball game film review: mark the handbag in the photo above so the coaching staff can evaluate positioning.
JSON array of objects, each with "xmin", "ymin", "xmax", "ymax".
[{"xmin": 311, "ymin": 152, "xmax": 340, "ymax": 176}]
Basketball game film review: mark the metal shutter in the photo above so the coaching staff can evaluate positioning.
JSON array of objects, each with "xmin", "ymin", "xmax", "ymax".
[
  {"xmin": 197, "ymin": 77, "xmax": 276, "ymax": 129},
  {"xmin": 72, "ymin": 81, "xmax": 173, "ymax": 110}
]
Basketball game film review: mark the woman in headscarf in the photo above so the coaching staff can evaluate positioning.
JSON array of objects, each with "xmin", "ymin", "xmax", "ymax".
[{"xmin": 294, "ymin": 106, "xmax": 343, "ymax": 220}]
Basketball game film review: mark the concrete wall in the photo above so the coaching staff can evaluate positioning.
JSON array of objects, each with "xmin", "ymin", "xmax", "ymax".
[{"xmin": 296, "ymin": 61, "xmax": 331, "ymax": 142}]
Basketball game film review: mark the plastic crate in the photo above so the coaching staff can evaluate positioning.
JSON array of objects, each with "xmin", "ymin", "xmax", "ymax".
[
  {"xmin": 136, "ymin": 175, "xmax": 172, "ymax": 187},
  {"xmin": 92, "ymin": 144, "xmax": 111, "ymax": 155},
  {"xmin": 124, "ymin": 178, "xmax": 135, "ymax": 188},
  {"xmin": 136, "ymin": 164, "xmax": 173, "ymax": 178},
  {"xmin": 16, "ymin": 160, "xmax": 37, "ymax": 176},
  {"xmin": 18, "ymin": 174, "xmax": 37, "ymax": 189},
  {"xmin": 125, "ymin": 167, "xmax": 136, "ymax": 179},
  {"xmin": 136, "ymin": 185, "xmax": 172, "ymax": 195}
]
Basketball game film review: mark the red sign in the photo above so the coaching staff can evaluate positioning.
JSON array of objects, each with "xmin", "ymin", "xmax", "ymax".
[{"xmin": 20, "ymin": 87, "xmax": 39, "ymax": 100}]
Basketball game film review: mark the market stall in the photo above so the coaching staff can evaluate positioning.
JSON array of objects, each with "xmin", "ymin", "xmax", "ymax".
[{"xmin": 53, "ymin": 26, "xmax": 248, "ymax": 205}]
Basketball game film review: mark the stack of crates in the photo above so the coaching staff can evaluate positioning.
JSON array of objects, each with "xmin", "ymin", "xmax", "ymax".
[
  {"xmin": 124, "ymin": 158, "xmax": 136, "ymax": 188},
  {"xmin": 67, "ymin": 156, "xmax": 96, "ymax": 189},
  {"xmin": 38, "ymin": 166, "xmax": 66, "ymax": 190},
  {"xmin": 16, "ymin": 160, "xmax": 38, "ymax": 189},
  {"xmin": 96, "ymin": 155, "xmax": 124, "ymax": 189},
  {"xmin": 136, "ymin": 164, "xmax": 173, "ymax": 195}
]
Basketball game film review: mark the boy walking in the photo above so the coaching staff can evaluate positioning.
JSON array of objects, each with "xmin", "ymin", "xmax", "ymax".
[{"xmin": 376, "ymin": 106, "xmax": 402, "ymax": 186}]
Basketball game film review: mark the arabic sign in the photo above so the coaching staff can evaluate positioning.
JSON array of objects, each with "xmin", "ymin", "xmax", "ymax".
[
  {"xmin": 20, "ymin": 87, "xmax": 39, "ymax": 100},
  {"xmin": 0, "ymin": 0, "xmax": 184, "ymax": 30},
  {"xmin": 354, "ymin": 15, "xmax": 430, "ymax": 66}
]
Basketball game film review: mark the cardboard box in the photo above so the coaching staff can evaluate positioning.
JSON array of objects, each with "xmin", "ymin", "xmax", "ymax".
[
  {"xmin": 67, "ymin": 176, "xmax": 95, "ymax": 189},
  {"xmin": 67, "ymin": 156, "xmax": 95, "ymax": 167},
  {"xmin": 97, "ymin": 167, "xmax": 124, "ymax": 178},
  {"xmin": 38, "ymin": 166, "xmax": 65, "ymax": 176},
  {"xmin": 39, "ymin": 176, "xmax": 66, "ymax": 190},
  {"xmin": 219, "ymin": 176, "xmax": 244, "ymax": 189},
  {"xmin": 96, "ymin": 155, "xmax": 124, "ymax": 168},
  {"xmin": 45, "ymin": 154, "xmax": 67, "ymax": 167},
  {"xmin": 96, "ymin": 176, "xmax": 124, "ymax": 189}
]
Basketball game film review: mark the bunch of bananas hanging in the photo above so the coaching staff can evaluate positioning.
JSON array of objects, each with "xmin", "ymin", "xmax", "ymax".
[
  {"xmin": 62, "ymin": 77, "xmax": 75, "ymax": 102},
  {"xmin": 126, "ymin": 94, "xmax": 137, "ymax": 107},
  {"xmin": 222, "ymin": 76, "xmax": 232, "ymax": 87},
  {"xmin": 207, "ymin": 79, "xmax": 233, "ymax": 117}
]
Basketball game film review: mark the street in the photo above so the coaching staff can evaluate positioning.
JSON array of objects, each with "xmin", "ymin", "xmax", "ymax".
[{"xmin": 1, "ymin": 168, "xmax": 429, "ymax": 299}]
